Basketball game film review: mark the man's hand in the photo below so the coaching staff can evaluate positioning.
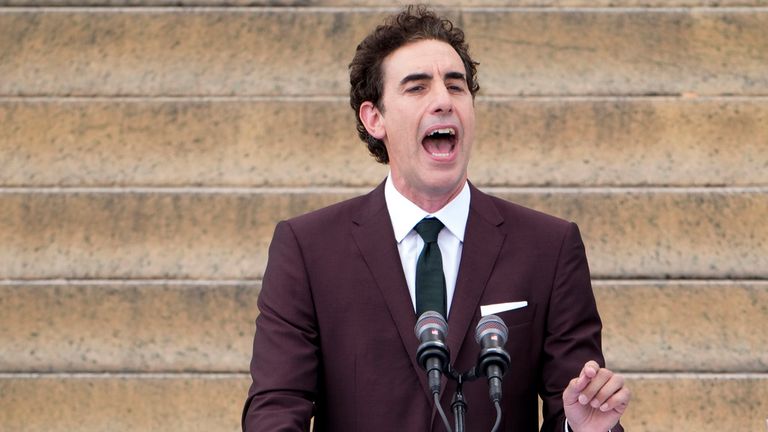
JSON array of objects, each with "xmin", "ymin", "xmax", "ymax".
[{"xmin": 563, "ymin": 361, "xmax": 630, "ymax": 432}]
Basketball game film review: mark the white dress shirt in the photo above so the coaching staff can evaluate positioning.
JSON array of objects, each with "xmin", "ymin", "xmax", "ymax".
[{"xmin": 384, "ymin": 175, "xmax": 470, "ymax": 317}]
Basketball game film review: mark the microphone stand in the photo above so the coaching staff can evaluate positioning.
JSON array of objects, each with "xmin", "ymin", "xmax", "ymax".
[
  {"xmin": 419, "ymin": 313, "xmax": 509, "ymax": 432},
  {"xmin": 446, "ymin": 366, "xmax": 480, "ymax": 432},
  {"xmin": 450, "ymin": 373, "xmax": 467, "ymax": 432}
]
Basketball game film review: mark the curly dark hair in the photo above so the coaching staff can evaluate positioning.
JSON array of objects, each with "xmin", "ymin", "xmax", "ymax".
[{"xmin": 348, "ymin": 5, "xmax": 480, "ymax": 164}]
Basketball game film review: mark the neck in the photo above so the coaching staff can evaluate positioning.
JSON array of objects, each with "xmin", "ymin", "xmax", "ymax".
[{"xmin": 392, "ymin": 177, "xmax": 466, "ymax": 213}]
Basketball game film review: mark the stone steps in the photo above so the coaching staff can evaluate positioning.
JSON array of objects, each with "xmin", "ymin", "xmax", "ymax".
[
  {"xmin": 2, "ymin": 9, "xmax": 767, "ymax": 96},
  {"xmin": 1, "ymin": 280, "xmax": 765, "ymax": 372},
  {"xmin": 596, "ymin": 280, "xmax": 768, "ymax": 372},
  {"xmin": 0, "ymin": 373, "xmax": 249, "ymax": 432},
  {"xmin": 2, "ymin": 2, "xmax": 766, "ymax": 430},
  {"xmin": 2, "ymin": 97, "xmax": 766, "ymax": 187},
  {"xmin": 0, "ymin": 373, "xmax": 765, "ymax": 431},
  {"xmin": 1, "ymin": 189, "xmax": 765, "ymax": 279},
  {"xmin": 0, "ymin": 281, "xmax": 260, "ymax": 372}
]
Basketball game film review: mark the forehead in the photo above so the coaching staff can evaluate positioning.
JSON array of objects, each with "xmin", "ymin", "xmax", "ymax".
[{"xmin": 381, "ymin": 39, "xmax": 466, "ymax": 82}]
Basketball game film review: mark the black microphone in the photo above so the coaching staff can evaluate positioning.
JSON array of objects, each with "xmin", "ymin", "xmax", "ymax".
[
  {"xmin": 414, "ymin": 311, "xmax": 450, "ymax": 395},
  {"xmin": 475, "ymin": 314, "xmax": 511, "ymax": 403}
]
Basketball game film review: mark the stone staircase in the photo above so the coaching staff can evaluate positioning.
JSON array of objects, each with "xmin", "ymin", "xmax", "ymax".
[{"xmin": 1, "ymin": 3, "xmax": 766, "ymax": 431}]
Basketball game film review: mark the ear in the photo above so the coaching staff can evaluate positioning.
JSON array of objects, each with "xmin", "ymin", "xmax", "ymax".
[{"xmin": 359, "ymin": 101, "xmax": 386, "ymax": 140}]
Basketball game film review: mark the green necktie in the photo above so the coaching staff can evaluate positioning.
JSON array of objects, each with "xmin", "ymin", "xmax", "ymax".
[{"xmin": 414, "ymin": 218, "xmax": 446, "ymax": 317}]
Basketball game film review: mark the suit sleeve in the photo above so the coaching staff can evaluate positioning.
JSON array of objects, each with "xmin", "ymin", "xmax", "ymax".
[
  {"xmin": 538, "ymin": 223, "xmax": 624, "ymax": 432},
  {"xmin": 242, "ymin": 221, "xmax": 318, "ymax": 432}
]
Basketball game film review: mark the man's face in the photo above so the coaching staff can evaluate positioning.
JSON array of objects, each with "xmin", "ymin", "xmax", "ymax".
[{"xmin": 361, "ymin": 39, "xmax": 476, "ymax": 207}]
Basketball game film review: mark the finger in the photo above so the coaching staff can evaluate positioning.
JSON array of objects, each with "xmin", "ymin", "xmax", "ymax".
[
  {"xmin": 582, "ymin": 360, "xmax": 600, "ymax": 379},
  {"xmin": 587, "ymin": 373, "xmax": 625, "ymax": 409},
  {"xmin": 598, "ymin": 386, "xmax": 631, "ymax": 414},
  {"xmin": 577, "ymin": 367, "xmax": 613, "ymax": 406},
  {"xmin": 565, "ymin": 361, "xmax": 602, "ymax": 406},
  {"xmin": 573, "ymin": 360, "xmax": 601, "ymax": 390}
]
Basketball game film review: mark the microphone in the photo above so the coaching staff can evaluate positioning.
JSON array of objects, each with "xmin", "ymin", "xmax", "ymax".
[
  {"xmin": 475, "ymin": 314, "xmax": 511, "ymax": 403},
  {"xmin": 414, "ymin": 311, "xmax": 450, "ymax": 395}
]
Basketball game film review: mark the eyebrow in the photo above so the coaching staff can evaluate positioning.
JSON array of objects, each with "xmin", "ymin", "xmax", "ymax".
[
  {"xmin": 400, "ymin": 73, "xmax": 432, "ymax": 86},
  {"xmin": 445, "ymin": 71, "xmax": 466, "ymax": 81},
  {"xmin": 399, "ymin": 71, "xmax": 467, "ymax": 86}
]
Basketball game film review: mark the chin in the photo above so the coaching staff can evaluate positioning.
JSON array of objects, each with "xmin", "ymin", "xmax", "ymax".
[{"xmin": 422, "ymin": 173, "xmax": 465, "ymax": 194}]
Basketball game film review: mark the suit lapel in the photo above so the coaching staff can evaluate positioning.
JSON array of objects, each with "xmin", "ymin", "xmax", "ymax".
[
  {"xmin": 350, "ymin": 183, "xmax": 432, "ymax": 398},
  {"xmin": 446, "ymin": 184, "xmax": 506, "ymax": 364}
]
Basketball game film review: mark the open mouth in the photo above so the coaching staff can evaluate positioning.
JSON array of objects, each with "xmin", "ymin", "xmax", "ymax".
[{"xmin": 422, "ymin": 127, "xmax": 457, "ymax": 158}]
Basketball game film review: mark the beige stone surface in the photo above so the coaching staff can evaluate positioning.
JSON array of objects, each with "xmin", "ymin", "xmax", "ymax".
[
  {"xmin": 0, "ymin": 282, "xmax": 259, "ymax": 372},
  {"xmin": 1, "ymin": 10, "xmax": 766, "ymax": 96},
  {"xmin": 0, "ymin": 10, "xmax": 383, "ymax": 96},
  {"xmin": 620, "ymin": 374, "xmax": 768, "ymax": 431},
  {"xmin": 0, "ymin": 189, "xmax": 765, "ymax": 279},
  {"xmin": 0, "ymin": 373, "xmax": 765, "ymax": 431},
  {"xmin": 0, "ymin": 99, "xmax": 386, "ymax": 187},
  {"xmin": 464, "ymin": 10, "xmax": 768, "ymax": 96},
  {"xmin": 1, "ymin": 281, "xmax": 765, "ymax": 372},
  {"xmin": 0, "ymin": 190, "xmax": 350, "ymax": 279},
  {"xmin": 490, "ymin": 188, "xmax": 767, "ymax": 279},
  {"xmin": 596, "ymin": 280, "xmax": 768, "ymax": 372},
  {"xmin": 0, "ymin": 373, "xmax": 249, "ymax": 432},
  {"xmin": 2, "ymin": 97, "xmax": 766, "ymax": 187},
  {"xmin": 473, "ymin": 97, "xmax": 768, "ymax": 187}
]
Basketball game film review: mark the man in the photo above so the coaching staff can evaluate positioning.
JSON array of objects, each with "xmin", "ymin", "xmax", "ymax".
[{"xmin": 243, "ymin": 6, "xmax": 630, "ymax": 432}]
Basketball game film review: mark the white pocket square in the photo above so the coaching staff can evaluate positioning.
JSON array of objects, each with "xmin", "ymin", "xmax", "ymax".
[{"xmin": 480, "ymin": 301, "xmax": 528, "ymax": 316}]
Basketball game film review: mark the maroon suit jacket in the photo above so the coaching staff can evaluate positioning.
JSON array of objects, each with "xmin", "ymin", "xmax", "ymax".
[{"xmin": 243, "ymin": 182, "xmax": 621, "ymax": 432}]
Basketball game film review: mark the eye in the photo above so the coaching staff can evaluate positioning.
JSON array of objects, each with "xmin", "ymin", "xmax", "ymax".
[{"xmin": 406, "ymin": 85, "xmax": 425, "ymax": 93}]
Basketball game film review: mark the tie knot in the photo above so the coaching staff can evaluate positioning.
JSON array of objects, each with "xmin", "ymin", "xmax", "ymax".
[{"xmin": 414, "ymin": 218, "xmax": 444, "ymax": 243}]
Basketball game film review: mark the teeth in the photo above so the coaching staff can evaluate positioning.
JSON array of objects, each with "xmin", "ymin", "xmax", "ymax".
[
  {"xmin": 431, "ymin": 152, "xmax": 450, "ymax": 157},
  {"xmin": 428, "ymin": 128, "xmax": 456, "ymax": 137}
]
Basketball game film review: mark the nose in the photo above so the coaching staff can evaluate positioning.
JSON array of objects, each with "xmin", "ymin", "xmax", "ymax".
[{"xmin": 429, "ymin": 83, "xmax": 453, "ymax": 114}]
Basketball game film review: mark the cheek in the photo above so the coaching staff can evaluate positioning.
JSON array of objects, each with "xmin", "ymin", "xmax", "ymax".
[{"xmin": 461, "ymin": 114, "xmax": 476, "ymax": 147}]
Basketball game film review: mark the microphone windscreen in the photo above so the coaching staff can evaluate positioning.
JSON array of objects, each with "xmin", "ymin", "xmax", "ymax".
[
  {"xmin": 475, "ymin": 314, "xmax": 508, "ymax": 345},
  {"xmin": 415, "ymin": 310, "xmax": 448, "ymax": 339}
]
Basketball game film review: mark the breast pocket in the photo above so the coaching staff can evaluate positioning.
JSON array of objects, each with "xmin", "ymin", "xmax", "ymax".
[{"xmin": 494, "ymin": 302, "xmax": 536, "ymax": 328}]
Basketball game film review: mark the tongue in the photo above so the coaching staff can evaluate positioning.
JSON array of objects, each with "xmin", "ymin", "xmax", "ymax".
[{"xmin": 423, "ymin": 137, "xmax": 453, "ymax": 155}]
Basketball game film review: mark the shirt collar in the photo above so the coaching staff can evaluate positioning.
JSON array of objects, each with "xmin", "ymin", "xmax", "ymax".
[{"xmin": 384, "ymin": 174, "xmax": 470, "ymax": 243}]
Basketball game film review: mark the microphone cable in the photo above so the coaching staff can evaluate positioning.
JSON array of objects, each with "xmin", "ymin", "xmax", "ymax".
[
  {"xmin": 490, "ymin": 400, "xmax": 502, "ymax": 432},
  {"xmin": 434, "ymin": 392, "xmax": 453, "ymax": 432}
]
